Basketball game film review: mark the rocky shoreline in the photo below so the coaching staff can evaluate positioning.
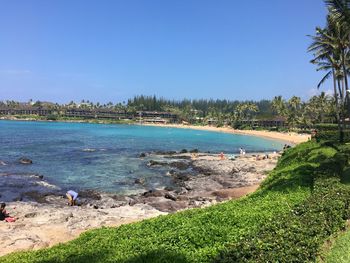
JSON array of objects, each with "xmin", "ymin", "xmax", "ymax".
[{"xmin": 0, "ymin": 150, "xmax": 280, "ymax": 256}]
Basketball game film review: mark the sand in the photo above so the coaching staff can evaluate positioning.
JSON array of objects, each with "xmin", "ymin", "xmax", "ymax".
[{"xmin": 142, "ymin": 123, "xmax": 310, "ymax": 144}]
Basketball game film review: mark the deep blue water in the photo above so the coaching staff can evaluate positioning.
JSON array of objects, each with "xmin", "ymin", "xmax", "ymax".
[{"xmin": 0, "ymin": 120, "xmax": 284, "ymax": 194}]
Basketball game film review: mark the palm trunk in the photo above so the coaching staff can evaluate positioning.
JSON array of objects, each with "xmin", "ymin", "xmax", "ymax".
[{"xmin": 333, "ymin": 70, "xmax": 343, "ymax": 142}]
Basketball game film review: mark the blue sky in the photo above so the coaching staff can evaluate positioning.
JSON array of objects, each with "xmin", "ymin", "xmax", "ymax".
[{"xmin": 0, "ymin": 0, "xmax": 327, "ymax": 103}]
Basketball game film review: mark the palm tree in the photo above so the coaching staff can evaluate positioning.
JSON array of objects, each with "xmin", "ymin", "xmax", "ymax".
[{"xmin": 308, "ymin": 12, "xmax": 350, "ymax": 140}]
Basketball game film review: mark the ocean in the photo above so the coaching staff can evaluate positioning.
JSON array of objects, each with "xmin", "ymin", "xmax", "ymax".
[{"xmin": 0, "ymin": 120, "xmax": 284, "ymax": 194}]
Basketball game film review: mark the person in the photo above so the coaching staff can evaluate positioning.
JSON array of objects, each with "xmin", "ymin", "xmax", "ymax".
[
  {"xmin": 239, "ymin": 148, "xmax": 243, "ymax": 155},
  {"xmin": 0, "ymin": 203, "xmax": 9, "ymax": 221},
  {"xmin": 242, "ymin": 148, "xmax": 246, "ymax": 155},
  {"xmin": 219, "ymin": 152, "xmax": 225, "ymax": 160},
  {"xmin": 66, "ymin": 190, "xmax": 79, "ymax": 206},
  {"xmin": 0, "ymin": 203, "xmax": 16, "ymax": 222}
]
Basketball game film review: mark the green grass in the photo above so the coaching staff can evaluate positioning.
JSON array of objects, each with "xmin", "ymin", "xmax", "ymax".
[
  {"xmin": 1, "ymin": 141, "xmax": 345, "ymax": 263},
  {"xmin": 318, "ymin": 226, "xmax": 350, "ymax": 263}
]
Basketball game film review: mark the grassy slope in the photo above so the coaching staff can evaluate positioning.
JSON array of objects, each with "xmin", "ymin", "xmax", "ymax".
[{"xmin": 1, "ymin": 142, "xmax": 337, "ymax": 263}]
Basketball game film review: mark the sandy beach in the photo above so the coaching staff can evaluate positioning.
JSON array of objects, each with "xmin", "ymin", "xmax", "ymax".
[{"xmin": 143, "ymin": 123, "xmax": 310, "ymax": 145}]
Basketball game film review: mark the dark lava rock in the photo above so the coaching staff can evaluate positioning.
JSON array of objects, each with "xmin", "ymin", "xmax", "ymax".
[
  {"xmin": 189, "ymin": 149, "xmax": 199, "ymax": 153},
  {"xmin": 139, "ymin": 153, "xmax": 146, "ymax": 158},
  {"xmin": 169, "ymin": 161, "xmax": 190, "ymax": 170},
  {"xmin": 143, "ymin": 189, "xmax": 165, "ymax": 198},
  {"xmin": 93, "ymin": 205, "xmax": 99, "ymax": 209},
  {"xmin": 128, "ymin": 199, "xmax": 138, "ymax": 206},
  {"xmin": 79, "ymin": 189, "xmax": 102, "ymax": 200},
  {"xmin": 194, "ymin": 166, "xmax": 212, "ymax": 176},
  {"xmin": 174, "ymin": 173, "xmax": 190, "ymax": 181},
  {"xmin": 135, "ymin": 178, "xmax": 145, "ymax": 184},
  {"xmin": 147, "ymin": 160, "xmax": 168, "ymax": 167},
  {"xmin": 164, "ymin": 186, "xmax": 175, "ymax": 191},
  {"xmin": 230, "ymin": 167, "xmax": 240, "ymax": 174},
  {"xmin": 164, "ymin": 192, "xmax": 177, "ymax": 201},
  {"xmin": 22, "ymin": 191, "xmax": 50, "ymax": 203},
  {"xmin": 149, "ymin": 200, "xmax": 188, "ymax": 212},
  {"xmin": 155, "ymin": 151, "xmax": 177, "ymax": 155},
  {"xmin": 111, "ymin": 195, "xmax": 127, "ymax": 201},
  {"xmin": 24, "ymin": 212, "xmax": 37, "ymax": 218},
  {"xmin": 180, "ymin": 149, "xmax": 188, "ymax": 153},
  {"xmin": 19, "ymin": 157, "xmax": 33, "ymax": 165}
]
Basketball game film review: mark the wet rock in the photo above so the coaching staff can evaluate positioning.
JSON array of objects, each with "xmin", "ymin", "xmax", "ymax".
[
  {"xmin": 143, "ymin": 189, "xmax": 165, "ymax": 198},
  {"xmin": 164, "ymin": 192, "xmax": 177, "ymax": 201},
  {"xmin": 155, "ymin": 150, "xmax": 177, "ymax": 155},
  {"xmin": 134, "ymin": 178, "xmax": 145, "ymax": 184},
  {"xmin": 139, "ymin": 153, "xmax": 146, "ymax": 158},
  {"xmin": 19, "ymin": 157, "xmax": 32, "ymax": 165},
  {"xmin": 22, "ymin": 191, "xmax": 50, "ymax": 203},
  {"xmin": 79, "ymin": 190, "xmax": 101, "ymax": 200},
  {"xmin": 147, "ymin": 160, "xmax": 167, "ymax": 167},
  {"xmin": 93, "ymin": 205, "xmax": 99, "ymax": 209},
  {"xmin": 180, "ymin": 149, "xmax": 188, "ymax": 153},
  {"xmin": 169, "ymin": 161, "xmax": 190, "ymax": 170},
  {"xmin": 173, "ymin": 173, "xmax": 190, "ymax": 182},
  {"xmin": 164, "ymin": 186, "xmax": 175, "ymax": 191},
  {"xmin": 189, "ymin": 149, "xmax": 199, "ymax": 153}
]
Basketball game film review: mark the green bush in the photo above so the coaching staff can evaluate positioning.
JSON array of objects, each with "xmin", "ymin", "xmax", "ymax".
[
  {"xmin": 314, "ymin": 123, "xmax": 339, "ymax": 131},
  {"xmin": 215, "ymin": 155, "xmax": 350, "ymax": 263},
  {"xmin": 315, "ymin": 130, "xmax": 350, "ymax": 143}
]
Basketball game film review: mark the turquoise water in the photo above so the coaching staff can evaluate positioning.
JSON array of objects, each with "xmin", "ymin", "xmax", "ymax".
[{"xmin": 0, "ymin": 120, "xmax": 284, "ymax": 194}]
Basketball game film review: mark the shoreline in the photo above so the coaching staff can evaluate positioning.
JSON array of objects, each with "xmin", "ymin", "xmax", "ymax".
[
  {"xmin": 142, "ymin": 123, "xmax": 310, "ymax": 145},
  {"xmin": 1, "ymin": 117, "xmax": 309, "ymax": 144},
  {"xmin": 0, "ymin": 151, "xmax": 278, "ymax": 256}
]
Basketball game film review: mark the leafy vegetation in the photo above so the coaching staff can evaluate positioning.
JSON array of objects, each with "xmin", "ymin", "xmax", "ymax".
[
  {"xmin": 308, "ymin": 0, "xmax": 350, "ymax": 142},
  {"xmin": 3, "ymin": 141, "xmax": 350, "ymax": 263}
]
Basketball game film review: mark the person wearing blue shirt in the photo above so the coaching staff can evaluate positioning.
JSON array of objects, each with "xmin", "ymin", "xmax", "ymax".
[{"xmin": 66, "ymin": 190, "xmax": 79, "ymax": 206}]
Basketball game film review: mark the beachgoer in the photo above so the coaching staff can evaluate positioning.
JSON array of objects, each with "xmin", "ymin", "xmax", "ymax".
[
  {"xmin": 0, "ymin": 203, "xmax": 16, "ymax": 222},
  {"xmin": 0, "ymin": 203, "xmax": 9, "ymax": 221},
  {"xmin": 66, "ymin": 190, "xmax": 79, "ymax": 206},
  {"xmin": 239, "ymin": 148, "xmax": 243, "ymax": 155},
  {"xmin": 242, "ymin": 148, "xmax": 246, "ymax": 155},
  {"xmin": 219, "ymin": 152, "xmax": 225, "ymax": 160}
]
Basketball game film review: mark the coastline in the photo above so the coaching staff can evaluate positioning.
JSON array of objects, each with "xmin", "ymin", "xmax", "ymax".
[
  {"xmin": 0, "ymin": 151, "xmax": 278, "ymax": 256},
  {"xmin": 142, "ymin": 123, "xmax": 310, "ymax": 145},
  {"xmin": 1, "ymin": 117, "xmax": 310, "ymax": 144}
]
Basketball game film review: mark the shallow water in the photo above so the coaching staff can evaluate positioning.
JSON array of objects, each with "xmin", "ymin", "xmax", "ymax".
[{"xmin": 0, "ymin": 120, "xmax": 284, "ymax": 194}]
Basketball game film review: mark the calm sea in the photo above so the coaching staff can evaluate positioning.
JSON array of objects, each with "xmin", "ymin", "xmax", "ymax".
[{"xmin": 0, "ymin": 120, "xmax": 284, "ymax": 194}]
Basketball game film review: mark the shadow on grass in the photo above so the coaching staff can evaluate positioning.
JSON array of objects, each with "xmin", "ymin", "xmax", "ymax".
[
  {"xmin": 261, "ymin": 163, "xmax": 315, "ymax": 193},
  {"xmin": 124, "ymin": 250, "xmax": 189, "ymax": 263}
]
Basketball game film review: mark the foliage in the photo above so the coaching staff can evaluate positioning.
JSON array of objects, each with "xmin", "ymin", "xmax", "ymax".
[
  {"xmin": 316, "ymin": 129, "xmax": 350, "ymax": 142},
  {"xmin": 3, "ymin": 142, "xmax": 347, "ymax": 263},
  {"xmin": 215, "ymin": 150, "xmax": 350, "ymax": 263}
]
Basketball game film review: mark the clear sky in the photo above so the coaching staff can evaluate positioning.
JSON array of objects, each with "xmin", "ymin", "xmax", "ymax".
[{"xmin": 0, "ymin": 0, "xmax": 328, "ymax": 103}]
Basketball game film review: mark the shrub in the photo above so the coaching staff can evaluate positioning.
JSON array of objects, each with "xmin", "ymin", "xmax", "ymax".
[
  {"xmin": 215, "ymin": 151, "xmax": 350, "ymax": 263},
  {"xmin": 315, "ymin": 130, "xmax": 350, "ymax": 143}
]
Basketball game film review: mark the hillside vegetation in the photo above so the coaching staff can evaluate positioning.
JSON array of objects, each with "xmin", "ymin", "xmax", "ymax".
[{"xmin": 2, "ymin": 141, "xmax": 350, "ymax": 262}]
